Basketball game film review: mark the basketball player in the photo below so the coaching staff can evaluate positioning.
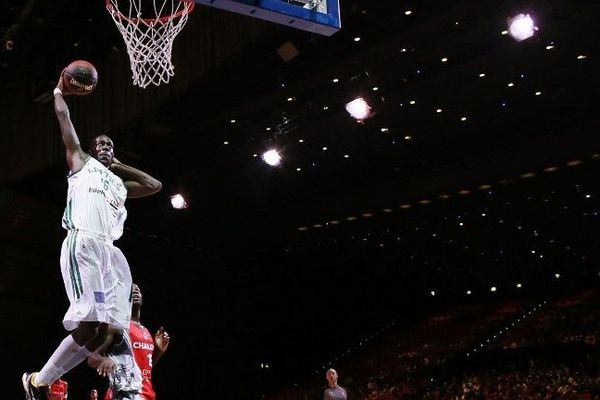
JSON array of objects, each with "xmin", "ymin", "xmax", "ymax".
[
  {"xmin": 324, "ymin": 369, "xmax": 347, "ymax": 400},
  {"xmin": 48, "ymin": 379, "xmax": 68, "ymax": 400},
  {"xmin": 22, "ymin": 74, "xmax": 162, "ymax": 400},
  {"xmin": 93, "ymin": 284, "xmax": 170, "ymax": 400}
]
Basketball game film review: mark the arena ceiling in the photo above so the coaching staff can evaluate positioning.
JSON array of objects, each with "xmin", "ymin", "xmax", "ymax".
[{"xmin": 2, "ymin": 1, "xmax": 600, "ymax": 398}]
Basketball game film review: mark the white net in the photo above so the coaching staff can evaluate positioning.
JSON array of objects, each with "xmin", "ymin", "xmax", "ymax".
[{"xmin": 106, "ymin": 0, "xmax": 194, "ymax": 88}]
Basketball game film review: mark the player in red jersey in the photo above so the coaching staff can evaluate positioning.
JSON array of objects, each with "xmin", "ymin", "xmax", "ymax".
[
  {"xmin": 48, "ymin": 380, "xmax": 68, "ymax": 400},
  {"xmin": 100, "ymin": 284, "xmax": 170, "ymax": 400},
  {"xmin": 129, "ymin": 284, "xmax": 170, "ymax": 400}
]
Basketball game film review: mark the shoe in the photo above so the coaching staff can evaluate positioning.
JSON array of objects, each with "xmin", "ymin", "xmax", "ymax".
[{"xmin": 22, "ymin": 373, "xmax": 48, "ymax": 400}]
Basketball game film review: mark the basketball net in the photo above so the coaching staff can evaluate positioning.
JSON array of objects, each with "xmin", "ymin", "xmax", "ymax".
[{"xmin": 106, "ymin": 0, "xmax": 194, "ymax": 88}]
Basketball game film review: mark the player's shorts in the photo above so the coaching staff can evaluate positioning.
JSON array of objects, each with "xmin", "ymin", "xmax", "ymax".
[{"xmin": 60, "ymin": 229, "xmax": 132, "ymax": 331}]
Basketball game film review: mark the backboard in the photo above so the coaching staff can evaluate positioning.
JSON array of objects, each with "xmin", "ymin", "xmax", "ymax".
[{"xmin": 195, "ymin": 0, "xmax": 341, "ymax": 36}]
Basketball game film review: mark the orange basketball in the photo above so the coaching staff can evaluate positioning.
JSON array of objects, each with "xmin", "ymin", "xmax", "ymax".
[{"xmin": 62, "ymin": 60, "xmax": 98, "ymax": 95}]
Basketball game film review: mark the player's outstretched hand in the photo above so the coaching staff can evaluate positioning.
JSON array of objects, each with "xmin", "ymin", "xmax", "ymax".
[
  {"xmin": 154, "ymin": 327, "xmax": 170, "ymax": 354},
  {"xmin": 57, "ymin": 70, "xmax": 74, "ymax": 96},
  {"xmin": 96, "ymin": 358, "xmax": 117, "ymax": 377}
]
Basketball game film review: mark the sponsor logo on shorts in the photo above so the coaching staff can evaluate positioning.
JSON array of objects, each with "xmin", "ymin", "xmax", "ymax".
[{"xmin": 94, "ymin": 291, "xmax": 106, "ymax": 303}]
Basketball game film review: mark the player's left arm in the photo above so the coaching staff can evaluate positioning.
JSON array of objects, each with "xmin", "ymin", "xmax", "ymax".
[
  {"xmin": 152, "ymin": 327, "xmax": 170, "ymax": 366},
  {"xmin": 110, "ymin": 157, "xmax": 162, "ymax": 198}
]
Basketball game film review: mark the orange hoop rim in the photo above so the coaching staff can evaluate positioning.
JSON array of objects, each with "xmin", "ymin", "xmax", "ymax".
[{"xmin": 106, "ymin": 0, "xmax": 195, "ymax": 24}]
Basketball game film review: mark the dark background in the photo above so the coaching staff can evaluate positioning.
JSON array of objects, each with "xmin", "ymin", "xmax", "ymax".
[{"xmin": 1, "ymin": 0, "xmax": 600, "ymax": 399}]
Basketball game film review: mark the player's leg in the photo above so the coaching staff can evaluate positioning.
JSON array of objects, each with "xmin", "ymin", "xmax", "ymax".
[{"xmin": 23, "ymin": 234, "xmax": 111, "ymax": 398}]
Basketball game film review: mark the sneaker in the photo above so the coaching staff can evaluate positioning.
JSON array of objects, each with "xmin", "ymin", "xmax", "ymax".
[{"xmin": 22, "ymin": 373, "xmax": 48, "ymax": 400}]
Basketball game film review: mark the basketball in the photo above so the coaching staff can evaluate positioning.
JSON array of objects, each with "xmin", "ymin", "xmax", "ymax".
[{"xmin": 62, "ymin": 60, "xmax": 98, "ymax": 95}]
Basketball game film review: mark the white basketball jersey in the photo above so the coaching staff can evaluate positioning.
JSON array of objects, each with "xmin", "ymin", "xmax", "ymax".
[{"xmin": 62, "ymin": 157, "xmax": 128, "ymax": 240}]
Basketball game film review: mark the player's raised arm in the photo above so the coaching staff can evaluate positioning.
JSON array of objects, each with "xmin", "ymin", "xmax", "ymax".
[
  {"xmin": 110, "ymin": 157, "xmax": 162, "ymax": 198},
  {"xmin": 54, "ymin": 76, "xmax": 88, "ymax": 173}
]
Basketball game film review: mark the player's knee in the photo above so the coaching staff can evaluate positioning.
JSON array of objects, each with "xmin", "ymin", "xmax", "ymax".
[{"xmin": 72, "ymin": 321, "xmax": 101, "ymax": 345}]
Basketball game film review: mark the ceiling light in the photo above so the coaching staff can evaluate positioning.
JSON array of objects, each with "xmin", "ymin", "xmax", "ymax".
[
  {"xmin": 460, "ymin": 116, "xmax": 467, "ymax": 121},
  {"xmin": 287, "ymin": 97, "xmax": 294, "ymax": 102},
  {"xmin": 535, "ymin": 91, "xmax": 542, "ymax": 96},
  {"xmin": 223, "ymin": 141, "xmax": 229, "ymax": 145},
  {"xmin": 507, "ymin": 82, "xmax": 514, "ymax": 87},
  {"xmin": 372, "ymin": 86, "xmax": 379, "ymax": 91},
  {"xmin": 322, "ymin": 146, "xmax": 328, "ymax": 151},
  {"xmin": 344, "ymin": 154, "xmax": 350, "ymax": 158},
  {"xmin": 230, "ymin": 119, "xmax": 236, "ymax": 123},
  {"xmin": 508, "ymin": 14, "xmax": 537, "ymax": 42},
  {"xmin": 296, "ymin": 167, "xmax": 301, "ymax": 171},
  {"xmin": 381, "ymin": 127, "xmax": 389, "ymax": 133},
  {"xmin": 265, "ymin": 127, "xmax": 271, "ymax": 131},
  {"xmin": 516, "ymin": 283, "xmax": 522, "ymax": 288},
  {"xmin": 354, "ymin": 37, "xmax": 361, "ymax": 42},
  {"xmin": 554, "ymin": 273, "xmax": 560, "ymax": 279},
  {"xmin": 441, "ymin": 57, "xmax": 448, "ymax": 62},
  {"xmin": 323, "ymin": 106, "xmax": 329, "ymax": 110},
  {"xmin": 298, "ymin": 139, "xmax": 304, "ymax": 143},
  {"xmin": 332, "ymin": 78, "xmax": 339, "ymax": 83},
  {"xmin": 430, "ymin": 291, "xmax": 436, "ymax": 296},
  {"xmin": 345, "ymin": 97, "xmax": 373, "ymax": 120},
  {"xmin": 405, "ymin": 10, "xmax": 412, "ymax": 15},
  {"xmin": 479, "ymin": 73, "xmax": 486, "ymax": 78},
  {"xmin": 490, "ymin": 286, "xmax": 497, "ymax": 292},
  {"xmin": 404, "ymin": 135, "xmax": 412, "ymax": 140},
  {"xmin": 170, "ymin": 194, "xmax": 188, "ymax": 209},
  {"xmin": 466, "ymin": 290, "xmax": 472, "ymax": 295},
  {"xmin": 436, "ymin": 108, "xmax": 443, "ymax": 113},
  {"xmin": 545, "ymin": 45, "xmax": 555, "ymax": 50},
  {"xmin": 262, "ymin": 149, "xmax": 282, "ymax": 166},
  {"xmin": 501, "ymin": 30, "xmax": 508, "ymax": 35},
  {"xmin": 409, "ymin": 100, "xmax": 416, "ymax": 104},
  {"xmin": 577, "ymin": 54, "xmax": 587, "ymax": 60}
]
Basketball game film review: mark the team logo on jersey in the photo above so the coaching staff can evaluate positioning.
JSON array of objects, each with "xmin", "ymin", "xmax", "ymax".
[{"xmin": 94, "ymin": 291, "xmax": 106, "ymax": 303}]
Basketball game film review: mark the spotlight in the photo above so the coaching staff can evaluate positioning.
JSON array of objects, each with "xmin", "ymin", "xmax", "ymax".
[
  {"xmin": 508, "ymin": 14, "xmax": 537, "ymax": 42},
  {"xmin": 170, "ymin": 194, "xmax": 188, "ymax": 209},
  {"xmin": 262, "ymin": 149, "xmax": 282, "ymax": 166},
  {"xmin": 345, "ymin": 97, "xmax": 373, "ymax": 120}
]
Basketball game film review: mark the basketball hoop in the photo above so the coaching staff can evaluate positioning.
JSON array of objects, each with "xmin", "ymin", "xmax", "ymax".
[{"xmin": 106, "ymin": 0, "xmax": 194, "ymax": 88}]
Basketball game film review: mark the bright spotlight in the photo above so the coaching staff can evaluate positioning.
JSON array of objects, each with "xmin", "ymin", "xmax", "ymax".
[
  {"xmin": 345, "ymin": 97, "xmax": 373, "ymax": 120},
  {"xmin": 170, "ymin": 194, "xmax": 188, "ymax": 209},
  {"xmin": 262, "ymin": 149, "xmax": 282, "ymax": 166},
  {"xmin": 508, "ymin": 14, "xmax": 537, "ymax": 42}
]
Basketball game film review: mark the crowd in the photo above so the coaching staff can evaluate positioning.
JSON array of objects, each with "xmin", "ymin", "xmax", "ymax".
[{"xmin": 268, "ymin": 289, "xmax": 600, "ymax": 400}]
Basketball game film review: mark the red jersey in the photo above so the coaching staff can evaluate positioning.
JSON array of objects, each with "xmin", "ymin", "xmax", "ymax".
[
  {"xmin": 48, "ymin": 379, "xmax": 68, "ymax": 400},
  {"xmin": 130, "ymin": 321, "xmax": 156, "ymax": 400}
]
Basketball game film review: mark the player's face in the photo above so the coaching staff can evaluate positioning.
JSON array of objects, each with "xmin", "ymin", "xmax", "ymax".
[
  {"xmin": 92, "ymin": 135, "xmax": 114, "ymax": 167},
  {"xmin": 132, "ymin": 283, "xmax": 143, "ymax": 306},
  {"xmin": 326, "ymin": 369, "xmax": 338, "ymax": 386}
]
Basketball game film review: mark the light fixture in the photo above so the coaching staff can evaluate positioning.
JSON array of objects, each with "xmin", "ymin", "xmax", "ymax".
[
  {"xmin": 460, "ymin": 116, "xmax": 467, "ymax": 121},
  {"xmin": 577, "ymin": 54, "xmax": 587, "ymax": 60},
  {"xmin": 354, "ymin": 37, "xmax": 361, "ymax": 42},
  {"xmin": 490, "ymin": 286, "xmax": 497, "ymax": 292},
  {"xmin": 441, "ymin": 57, "xmax": 448, "ymax": 62},
  {"xmin": 381, "ymin": 127, "xmax": 389, "ymax": 133},
  {"xmin": 507, "ymin": 82, "xmax": 514, "ymax": 87},
  {"xmin": 436, "ymin": 108, "xmax": 443, "ymax": 113},
  {"xmin": 170, "ymin": 194, "xmax": 188, "ymax": 209},
  {"xmin": 345, "ymin": 97, "xmax": 373, "ymax": 120},
  {"xmin": 405, "ymin": 10, "xmax": 412, "ymax": 15},
  {"xmin": 466, "ymin": 290, "xmax": 472, "ymax": 295},
  {"xmin": 479, "ymin": 73, "xmax": 486, "ymax": 78},
  {"xmin": 230, "ymin": 119, "xmax": 236, "ymax": 123},
  {"xmin": 507, "ymin": 14, "xmax": 537, "ymax": 42},
  {"xmin": 535, "ymin": 91, "xmax": 542, "ymax": 96},
  {"xmin": 262, "ymin": 149, "xmax": 282, "ymax": 166},
  {"xmin": 516, "ymin": 283, "xmax": 522, "ymax": 288},
  {"xmin": 430, "ymin": 291, "xmax": 436, "ymax": 296},
  {"xmin": 332, "ymin": 78, "xmax": 339, "ymax": 83}
]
